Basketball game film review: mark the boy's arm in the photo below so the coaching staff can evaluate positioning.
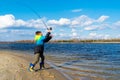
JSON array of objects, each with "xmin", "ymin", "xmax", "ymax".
[{"xmin": 44, "ymin": 30, "xmax": 52, "ymax": 42}]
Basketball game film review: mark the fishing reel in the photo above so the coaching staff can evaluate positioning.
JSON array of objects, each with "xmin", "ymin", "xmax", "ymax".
[{"xmin": 47, "ymin": 27, "xmax": 52, "ymax": 30}]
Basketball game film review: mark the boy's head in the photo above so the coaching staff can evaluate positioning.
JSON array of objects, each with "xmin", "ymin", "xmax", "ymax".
[{"xmin": 35, "ymin": 31, "xmax": 42, "ymax": 36}]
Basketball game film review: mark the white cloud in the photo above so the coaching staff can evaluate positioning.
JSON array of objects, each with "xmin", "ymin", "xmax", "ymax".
[
  {"xmin": 72, "ymin": 32, "xmax": 77, "ymax": 37},
  {"xmin": 15, "ymin": 19, "xmax": 45, "ymax": 28},
  {"xmin": 71, "ymin": 28, "xmax": 76, "ymax": 32},
  {"xmin": 47, "ymin": 18, "xmax": 71, "ymax": 26},
  {"xmin": 14, "ymin": 19, "xmax": 26, "ymax": 26},
  {"xmin": 0, "ymin": 14, "xmax": 119, "ymax": 40},
  {"xmin": 25, "ymin": 19, "xmax": 44, "ymax": 28},
  {"xmin": 71, "ymin": 32, "xmax": 80, "ymax": 39},
  {"xmin": 84, "ymin": 25, "xmax": 99, "ymax": 30},
  {"xmin": 71, "ymin": 9, "xmax": 82, "ymax": 12},
  {"xmin": 59, "ymin": 33, "xmax": 65, "ymax": 36},
  {"xmin": 0, "ymin": 14, "xmax": 45, "ymax": 29},
  {"xmin": 70, "ymin": 15, "xmax": 109, "ymax": 29},
  {"xmin": 60, "ymin": 29, "xmax": 64, "ymax": 32},
  {"xmin": 118, "ymin": 34, "xmax": 120, "ymax": 37},
  {"xmin": 10, "ymin": 30, "xmax": 21, "ymax": 33},
  {"xmin": 57, "ymin": 33, "xmax": 70, "ymax": 39},
  {"xmin": 0, "ymin": 14, "xmax": 15, "ymax": 28},
  {"xmin": 89, "ymin": 32, "xmax": 97, "ymax": 37},
  {"xmin": 88, "ymin": 32, "xmax": 110, "ymax": 39},
  {"xmin": 97, "ymin": 15, "xmax": 109, "ymax": 23},
  {"xmin": 114, "ymin": 21, "xmax": 120, "ymax": 27},
  {"xmin": 109, "ymin": 21, "xmax": 120, "ymax": 29},
  {"xmin": 0, "ymin": 14, "xmax": 111, "ymax": 31},
  {"xmin": 71, "ymin": 20, "xmax": 79, "ymax": 26},
  {"xmin": 84, "ymin": 23, "xmax": 110, "ymax": 31},
  {"xmin": 71, "ymin": 15, "xmax": 95, "ymax": 27},
  {"xmin": 0, "ymin": 29, "xmax": 8, "ymax": 33},
  {"xmin": 114, "ymin": 21, "xmax": 120, "ymax": 25}
]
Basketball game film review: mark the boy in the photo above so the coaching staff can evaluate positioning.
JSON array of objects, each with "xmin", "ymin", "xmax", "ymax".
[{"xmin": 29, "ymin": 29, "xmax": 52, "ymax": 72}]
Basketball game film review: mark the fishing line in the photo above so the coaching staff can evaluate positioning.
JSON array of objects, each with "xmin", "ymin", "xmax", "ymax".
[{"xmin": 15, "ymin": 1, "xmax": 52, "ymax": 30}]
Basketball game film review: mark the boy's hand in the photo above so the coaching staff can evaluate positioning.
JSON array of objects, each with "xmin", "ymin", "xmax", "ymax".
[
  {"xmin": 47, "ymin": 27, "xmax": 52, "ymax": 32},
  {"xmin": 47, "ymin": 29, "xmax": 52, "ymax": 32}
]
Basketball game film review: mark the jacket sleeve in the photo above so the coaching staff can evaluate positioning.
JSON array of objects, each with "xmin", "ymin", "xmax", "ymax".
[{"xmin": 43, "ymin": 32, "xmax": 52, "ymax": 43}]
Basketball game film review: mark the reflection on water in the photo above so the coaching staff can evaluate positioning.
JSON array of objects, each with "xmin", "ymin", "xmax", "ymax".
[{"xmin": 0, "ymin": 43, "xmax": 120, "ymax": 80}]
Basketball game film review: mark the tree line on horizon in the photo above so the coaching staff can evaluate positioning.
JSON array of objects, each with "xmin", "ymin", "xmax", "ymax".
[
  {"xmin": 12, "ymin": 38, "xmax": 120, "ymax": 43},
  {"xmin": 0, "ymin": 39, "xmax": 120, "ymax": 43}
]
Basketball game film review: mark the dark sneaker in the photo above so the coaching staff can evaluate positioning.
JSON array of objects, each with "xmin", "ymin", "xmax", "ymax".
[{"xmin": 40, "ymin": 62, "xmax": 45, "ymax": 70}]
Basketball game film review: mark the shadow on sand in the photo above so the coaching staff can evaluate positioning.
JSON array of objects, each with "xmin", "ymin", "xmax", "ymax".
[{"xmin": 35, "ymin": 65, "xmax": 63, "ymax": 72}]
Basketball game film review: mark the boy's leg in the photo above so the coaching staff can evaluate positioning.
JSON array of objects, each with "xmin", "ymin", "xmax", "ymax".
[
  {"xmin": 29, "ymin": 53, "xmax": 40, "ymax": 72},
  {"xmin": 41, "ymin": 55, "xmax": 45, "ymax": 64},
  {"xmin": 33, "ymin": 46, "xmax": 40, "ymax": 65},
  {"xmin": 33, "ymin": 53, "xmax": 40, "ymax": 66},
  {"xmin": 40, "ymin": 53, "xmax": 45, "ymax": 69}
]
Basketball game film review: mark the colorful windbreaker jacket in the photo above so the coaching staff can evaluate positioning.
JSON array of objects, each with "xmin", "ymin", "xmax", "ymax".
[{"xmin": 34, "ymin": 32, "xmax": 52, "ymax": 46}]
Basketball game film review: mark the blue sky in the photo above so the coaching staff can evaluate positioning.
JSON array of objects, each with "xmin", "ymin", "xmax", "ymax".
[{"xmin": 0, "ymin": 0, "xmax": 120, "ymax": 41}]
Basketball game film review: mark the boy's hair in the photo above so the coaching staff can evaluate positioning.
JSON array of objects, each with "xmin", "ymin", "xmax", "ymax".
[{"xmin": 35, "ymin": 31, "xmax": 41, "ymax": 35}]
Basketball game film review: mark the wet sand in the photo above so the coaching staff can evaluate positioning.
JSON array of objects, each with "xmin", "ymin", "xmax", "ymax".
[{"xmin": 0, "ymin": 51, "xmax": 68, "ymax": 80}]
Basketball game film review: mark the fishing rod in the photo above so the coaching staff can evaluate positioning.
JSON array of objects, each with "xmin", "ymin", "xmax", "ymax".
[
  {"xmin": 25, "ymin": 6, "xmax": 51, "ymax": 30},
  {"xmin": 17, "ymin": 1, "xmax": 52, "ymax": 30}
]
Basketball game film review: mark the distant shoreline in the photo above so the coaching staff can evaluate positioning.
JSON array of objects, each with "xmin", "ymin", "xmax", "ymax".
[{"xmin": 0, "ymin": 39, "xmax": 120, "ymax": 43}]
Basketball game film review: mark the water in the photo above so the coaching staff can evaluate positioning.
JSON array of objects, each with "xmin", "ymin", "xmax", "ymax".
[{"xmin": 0, "ymin": 43, "xmax": 120, "ymax": 80}]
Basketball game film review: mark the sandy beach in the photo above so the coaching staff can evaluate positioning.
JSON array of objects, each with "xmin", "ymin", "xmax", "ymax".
[{"xmin": 0, "ymin": 50, "xmax": 68, "ymax": 80}]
